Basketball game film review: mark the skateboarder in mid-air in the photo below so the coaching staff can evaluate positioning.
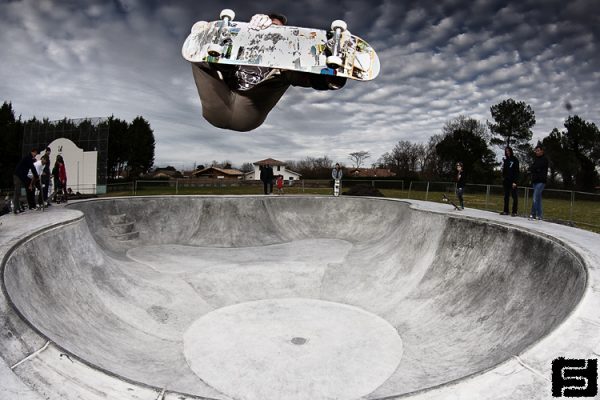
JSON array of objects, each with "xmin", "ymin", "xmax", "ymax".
[{"xmin": 191, "ymin": 13, "xmax": 347, "ymax": 132}]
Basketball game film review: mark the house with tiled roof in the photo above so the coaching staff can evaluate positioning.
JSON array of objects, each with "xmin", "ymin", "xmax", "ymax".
[
  {"xmin": 192, "ymin": 166, "xmax": 244, "ymax": 179},
  {"xmin": 244, "ymin": 158, "xmax": 302, "ymax": 181},
  {"xmin": 347, "ymin": 168, "xmax": 396, "ymax": 178}
]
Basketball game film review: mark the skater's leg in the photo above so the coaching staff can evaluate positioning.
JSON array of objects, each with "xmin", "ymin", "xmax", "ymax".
[
  {"xmin": 502, "ymin": 182, "xmax": 510, "ymax": 213},
  {"xmin": 192, "ymin": 63, "xmax": 289, "ymax": 131},
  {"xmin": 456, "ymin": 187, "xmax": 464, "ymax": 209},
  {"xmin": 511, "ymin": 186, "xmax": 518, "ymax": 215},
  {"xmin": 12, "ymin": 175, "xmax": 22, "ymax": 213},
  {"xmin": 192, "ymin": 63, "xmax": 236, "ymax": 129},
  {"xmin": 229, "ymin": 79, "xmax": 289, "ymax": 131},
  {"xmin": 25, "ymin": 178, "xmax": 36, "ymax": 209}
]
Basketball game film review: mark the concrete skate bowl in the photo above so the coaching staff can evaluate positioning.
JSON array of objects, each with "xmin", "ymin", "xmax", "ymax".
[{"xmin": 2, "ymin": 196, "xmax": 587, "ymax": 400}]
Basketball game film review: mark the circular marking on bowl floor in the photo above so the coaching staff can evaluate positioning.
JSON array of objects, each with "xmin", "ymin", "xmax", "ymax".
[{"xmin": 183, "ymin": 298, "xmax": 403, "ymax": 400}]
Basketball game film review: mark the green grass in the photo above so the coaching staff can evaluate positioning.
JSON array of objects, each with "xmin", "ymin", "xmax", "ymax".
[
  {"xmin": 379, "ymin": 189, "xmax": 600, "ymax": 233},
  {"xmin": 102, "ymin": 184, "xmax": 600, "ymax": 234}
]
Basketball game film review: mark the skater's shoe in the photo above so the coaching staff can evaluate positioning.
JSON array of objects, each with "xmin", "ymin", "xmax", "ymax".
[
  {"xmin": 500, "ymin": 211, "xmax": 509, "ymax": 215},
  {"xmin": 511, "ymin": 212, "xmax": 517, "ymax": 217},
  {"xmin": 326, "ymin": 75, "xmax": 346, "ymax": 90}
]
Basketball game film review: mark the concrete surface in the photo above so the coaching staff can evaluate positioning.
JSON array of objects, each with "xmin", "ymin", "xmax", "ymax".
[
  {"xmin": 0, "ymin": 195, "xmax": 599, "ymax": 400},
  {"xmin": 183, "ymin": 298, "xmax": 404, "ymax": 400}
]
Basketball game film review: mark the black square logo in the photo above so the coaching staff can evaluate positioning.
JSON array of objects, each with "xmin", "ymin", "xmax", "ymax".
[{"xmin": 552, "ymin": 358, "xmax": 598, "ymax": 397}]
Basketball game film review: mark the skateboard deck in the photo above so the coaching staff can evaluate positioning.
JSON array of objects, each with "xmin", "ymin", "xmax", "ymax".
[
  {"xmin": 334, "ymin": 179, "xmax": 341, "ymax": 197},
  {"xmin": 442, "ymin": 194, "xmax": 461, "ymax": 210},
  {"xmin": 182, "ymin": 15, "xmax": 380, "ymax": 81}
]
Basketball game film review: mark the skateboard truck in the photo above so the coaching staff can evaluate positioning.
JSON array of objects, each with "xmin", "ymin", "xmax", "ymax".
[
  {"xmin": 326, "ymin": 20, "xmax": 347, "ymax": 68},
  {"xmin": 208, "ymin": 8, "xmax": 235, "ymax": 57}
]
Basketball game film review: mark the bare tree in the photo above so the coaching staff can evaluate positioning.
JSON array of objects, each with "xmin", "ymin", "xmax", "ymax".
[
  {"xmin": 240, "ymin": 162, "xmax": 254, "ymax": 173},
  {"xmin": 285, "ymin": 155, "xmax": 334, "ymax": 178},
  {"xmin": 348, "ymin": 151, "xmax": 371, "ymax": 168},
  {"xmin": 379, "ymin": 141, "xmax": 425, "ymax": 178}
]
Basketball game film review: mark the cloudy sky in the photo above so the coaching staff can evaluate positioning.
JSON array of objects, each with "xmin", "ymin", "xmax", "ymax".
[{"xmin": 1, "ymin": 0, "xmax": 598, "ymax": 169}]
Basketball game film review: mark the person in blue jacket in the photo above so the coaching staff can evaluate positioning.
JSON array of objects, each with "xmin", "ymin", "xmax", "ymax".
[{"xmin": 529, "ymin": 145, "xmax": 549, "ymax": 220}]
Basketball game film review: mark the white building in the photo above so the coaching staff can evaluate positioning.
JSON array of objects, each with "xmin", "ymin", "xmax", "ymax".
[
  {"xmin": 43, "ymin": 138, "xmax": 98, "ymax": 194},
  {"xmin": 244, "ymin": 158, "xmax": 302, "ymax": 181}
]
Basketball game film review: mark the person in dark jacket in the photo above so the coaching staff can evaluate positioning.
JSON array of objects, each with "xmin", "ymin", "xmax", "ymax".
[
  {"xmin": 456, "ymin": 162, "xmax": 466, "ymax": 210},
  {"xmin": 501, "ymin": 146, "xmax": 519, "ymax": 216},
  {"xmin": 260, "ymin": 164, "xmax": 274, "ymax": 194},
  {"xmin": 13, "ymin": 148, "xmax": 39, "ymax": 213},
  {"xmin": 41, "ymin": 147, "xmax": 52, "ymax": 206},
  {"xmin": 529, "ymin": 144, "xmax": 549, "ymax": 220}
]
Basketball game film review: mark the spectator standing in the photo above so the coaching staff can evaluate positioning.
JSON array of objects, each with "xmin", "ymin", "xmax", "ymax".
[
  {"xmin": 260, "ymin": 163, "xmax": 274, "ymax": 194},
  {"xmin": 332, "ymin": 163, "xmax": 343, "ymax": 195},
  {"xmin": 29, "ymin": 155, "xmax": 48, "ymax": 209},
  {"xmin": 42, "ymin": 147, "xmax": 52, "ymax": 205},
  {"xmin": 13, "ymin": 149, "xmax": 39, "ymax": 213},
  {"xmin": 529, "ymin": 145, "xmax": 549, "ymax": 220},
  {"xmin": 276, "ymin": 175, "xmax": 284, "ymax": 195},
  {"xmin": 501, "ymin": 146, "xmax": 519, "ymax": 216},
  {"xmin": 52, "ymin": 155, "xmax": 68, "ymax": 203},
  {"xmin": 456, "ymin": 162, "xmax": 466, "ymax": 210}
]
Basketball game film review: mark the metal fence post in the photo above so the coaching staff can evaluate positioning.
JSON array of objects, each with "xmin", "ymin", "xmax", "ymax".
[
  {"xmin": 176, "ymin": 179, "xmax": 179, "ymax": 195},
  {"xmin": 425, "ymin": 181, "xmax": 430, "ymax": 201},
  {"xmin": 408, "ymin": 181, "xmax": 412, "ymax": 199},
  {"xmin": 485, "ymin": 185, "xmax": 490, "ymax": 209},
  {"xmin": 569, "ymin": 191, "xmax": 575, "ymax": 223},
  {"xmin": 134, "ymin": 180, "xmax": 137, "ymax": 196}
]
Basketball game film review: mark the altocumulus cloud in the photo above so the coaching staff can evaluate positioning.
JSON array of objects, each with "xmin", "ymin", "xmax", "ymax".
[{"xmin": 0, "ymin": 0, "xmax": 598, "ymax": 168}]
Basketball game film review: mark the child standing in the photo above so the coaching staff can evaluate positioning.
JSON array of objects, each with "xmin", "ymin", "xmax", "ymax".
[{"xmin": 276, "ymin": 175, "xmax": 284, "ymax": 195}]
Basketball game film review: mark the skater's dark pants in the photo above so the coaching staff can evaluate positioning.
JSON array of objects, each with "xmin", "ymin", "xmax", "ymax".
[
  {"xmin": 42, "ymin": 177, "xmax": 50, "ymax": 203},
  {"xmin": 262, "ymin": 180, "xmax": 273, "ymax": 194},
  {"xmin": 456, "ymin": 187, "xmax": 464, "ymax": 208},
  {"xmin": 15, "ymin": 175, "xmax": 36, "ymax": 209},
  {"xmin": 503, "ymin": 181, "xmax": 518, "ymax": 214},
  {"xmin": 12, "ymin": 175, "xmax": 24, "ymax": 211},
  {"xmin": 192, "ymin": 64, "xmax": 289, "ymax": 132}
]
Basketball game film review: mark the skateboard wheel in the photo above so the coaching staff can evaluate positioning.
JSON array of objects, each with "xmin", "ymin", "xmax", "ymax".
[
  {"xmin": 207, "ymin": 43, "xmax": 221, "ymax": 57},
  {"xmin": 326, "ymin": 55, "xmax": 343, "ymax": 68},
  {"xmin": 220, "ymin": 9, "xmax": 235, "ymax": 21},
  {"xmin": 331, "ymin": 20, "xmax": 347, "ymax": 32}
]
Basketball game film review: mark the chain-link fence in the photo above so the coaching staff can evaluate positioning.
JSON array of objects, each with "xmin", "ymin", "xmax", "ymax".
[{"xmin": 8, "ymin": 177, "xmax": 598, "ymax": 232}]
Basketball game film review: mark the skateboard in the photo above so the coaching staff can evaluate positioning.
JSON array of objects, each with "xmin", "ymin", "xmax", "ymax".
[
  {"xmin": 442, "ymin": 194, "xmax": 461, "ymax": 211},
  {"xmin": 182, "ymin": 9, "xmax": 380, "ymax": 81},
  {"xmin": 334, "ymin": 179, "xmax": 341, "ymax": 197}
]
